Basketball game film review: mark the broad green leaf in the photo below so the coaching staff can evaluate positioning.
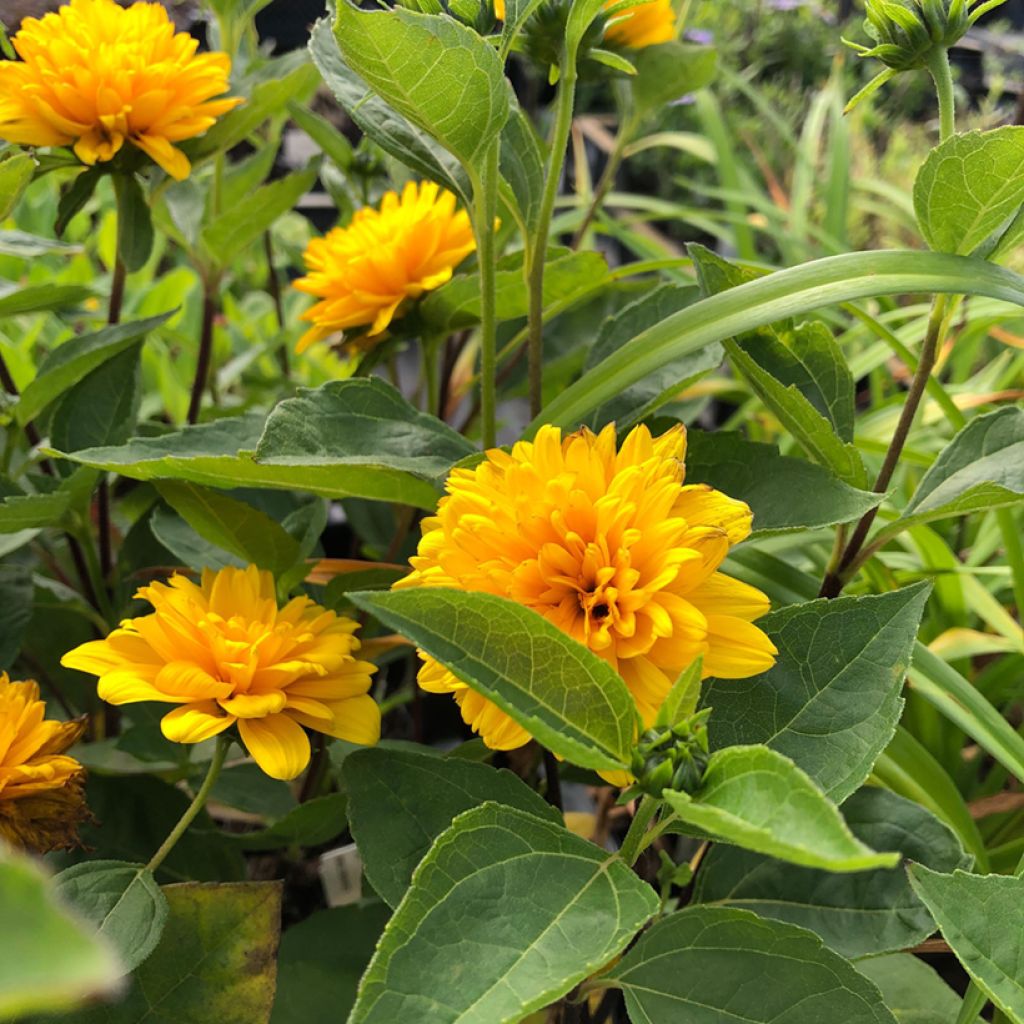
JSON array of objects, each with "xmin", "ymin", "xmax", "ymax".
[
  {"xmin": 421, "ymin": 248, "xmax": 609, "ymax": 329},
  {"xmin": 342, "ymin": 746, "xmax": 560, "ymax": 908},
  {"xmin": 285, "ymin": 102, "xmax": 353, "ymax": 170},
  {"xmin": 200, "ymin": 167, "xmax": 318, "ymax": 267},
  {"xmin": 0, "ymin": 282, "xmax": 92, "ymax": 320},
  {"xmin": 156, "ymin": 482, "xmax": 301, "ymax": 578},
  {"xmin": 150, "ymin": 506, "xmax": 246, "ymax": 573},
  {"xmin": 531, "ymin": 250, "xmax": 1024, "ymax": 435},
  {"xmin": 0, "ymin": 151, "xmax": 34, "ymax": 220},
  {"xmin": 51, "ymin": 344, "xmax": 142, "ymax": 453},
  {"xmin": 0, "ymin": 563, "xmax": 31, "ymax": 669},
  {"xmin": 693, "ymin": 787, "xmax": 968, "ymax": 958},
  {"xmin": 908, "ymin": 866, "xmax": 1024, "ymax": 1023},
  {"xmin": 350, "ymin": 803, "xmax": 657, "ymax": 1024},
  {"xmin": 308, "ymin": 17, "xmax": 469, "ymax": 201},
  {"xmin": 654, "ymin": 658, "xmax": 703, "ymax": 729},
  {"xmin": 914, "ymin": 127, "xmax": 1024, "ymax": 256},
  {"xmin": 53, "ymin": 861, "xmax": 168, "ymax": 975},
  {"xmin": 226, "ymin": 793, "xmax": 348, "ymax": 851},
  {"xmin": 0, "ymin": 470, "xmax": 97, "ymax": 534},
  {"xmin": 704, "ymin": 584, "xmax": 931, "ymax": 802},
  {"xmin": 603, "ymin": 906, "xmax": 897, "ymax": 1024},
  {"xmin": 895, "ymin": 407, "xmax": 1024, "ymax": 529},
  {"xmin": 0, "ymin": 849, "xmax": 120, "ymax": 1020},
  {"xmin": 59, "ymin": 881, "xmax": 282, "ymax": 1024},
  {"xmin": 332, "ymin": 4, "xmax": 509, "ymax": 173},
  {"xmin": 583, "ymin": 282, "xmax": 722, "ymax": 431},
  {"xmin": 322, "ymin": 564, "xmax": 406, "ymax": 607},
  {"xmin": 685, "ymin": 430, "xmax": 882, "ymax": 534},
  {"xmin": 856, "ymin": 954, "xmax": 983, "ymax": 1024},
  {"xmin": 270, "ymin": 904, "xmax": 390, "ymax": 1024},
  {"xmin": 111, "ymin": 174, "xmax": 153, "ymax": 273},
  {"xmin": 17, "ymin": 313, "xmax": 169, "ymax": 426},
  {"xmin": 499, "ymin": 104, "xmax": 544, "ymax": 232},
  {"xmin": 349, "ymin": 588, "xmax": 636, "ymax": 771},
  {"xmin": 664, "ymin": 745, "xmax": 899, "ymax": 871},
  {"xmin": 632, "ymin": 42, "xmax": 718, "ymax": 118},
  {"xmin": 254, "ymin": 378, "xmax": 475, "ymax": 508}
]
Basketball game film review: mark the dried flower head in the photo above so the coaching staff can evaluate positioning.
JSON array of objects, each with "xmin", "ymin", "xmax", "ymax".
[
  {"xmin": 0, "ymin": 0, "xmax": 242, "ymax": 180},
  {"xmin": 395, "ymin": 423, "xmax": 777, "ymax": 751},
  {"xmin": 62, "ymin": 566, "xmax": 380, "ymax": 780},
  {"xmin": 0, "ymin": 674, "xmax": 89, "ymax": 853},
  {"xmin": 293, "ymin": 180, "xmax": 476, "ymax": 354}
]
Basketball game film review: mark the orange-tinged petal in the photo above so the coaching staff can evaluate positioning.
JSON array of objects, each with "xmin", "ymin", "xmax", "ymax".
[{"xmin": 238, "ymin": 715, "xmax": 311, "ymax": 781}]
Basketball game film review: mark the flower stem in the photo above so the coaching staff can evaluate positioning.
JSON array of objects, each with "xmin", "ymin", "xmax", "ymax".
[
  {"xmin": 618, "ymin": 795, "xmax": 659, "ymax": 867},
  {"xmin": 571, "ymin": 112, "xmax": 635, "ymax": 250},
  {"xmin": 927, "ymin": 47, "xmax": 956, "ymax": 142},
  {"xmin": 146, "ymin": 734, "xmax": 229, "ymax": 875},
  {"xmin": 526, "ymin": 62, "xmax": 578, "ymax": 419},
  {"xmin": 469, "ymin": 142, "xmax": 501, "ymax": 447},
  {"xmin": 187, "ymin": 278, "xmax": 218, "ymax": 425}
]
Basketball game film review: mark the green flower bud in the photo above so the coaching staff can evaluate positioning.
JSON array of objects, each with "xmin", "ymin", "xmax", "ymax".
[{"xmin": 629, "ymin": 713, "xmax": 711, "ymax": 798}]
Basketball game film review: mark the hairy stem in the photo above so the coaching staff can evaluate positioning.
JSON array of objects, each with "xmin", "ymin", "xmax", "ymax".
[
  {"xmin": 927, "ymin": 46, "xmax": 956, "ymax": 143},
  {"xmin": 618, "ymin": 795, "xmax": 659, "ymax": 867}
]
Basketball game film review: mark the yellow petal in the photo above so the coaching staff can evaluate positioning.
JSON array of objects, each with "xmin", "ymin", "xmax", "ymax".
[
  {"xmin": 299, "ymin": 694, "xmax": 380, "ymax": 745},
  {"xmin": 238, "ymin": 715, "xmax": 311, "ymax": 781},
  {"xmin": 161, "ymin": 702, "xmax": 235, "ymax": 744},
  {"xmin": 686, "ymin": 572, "xmax": 772, "ymax": 622},
  {"xmin": 702, "ymin": 615, "xmax": 778, "ymax": 679},
  {"xmin": 675, "ymin": 485, "xmax": 752, "ymax": 545},
  {"xmin": 218, "ymin": 691, "xmax": 287, "ymax": 718}
]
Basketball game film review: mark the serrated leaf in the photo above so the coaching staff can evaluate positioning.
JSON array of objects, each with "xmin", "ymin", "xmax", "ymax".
[
  {"xmin": 349, "ymin": 588, "xmax": 637, "ymax": 772},
  {"xmin": 350, "ymin": 803, "xmax": 657, "ymax": 1024},
  {"xmin": 908, "ymin": 866, "xmax": 1024, "ymax": 1024},
  {"xmin": 704, "ymin": 584, "xmax": 930, "ymax": 802},
  {"xmin": 914, "ymin": 127, "xmax": 1024, "ymax": 256},
  {"xmin": 603, "ymin": 906, "xmax": 898, "ymax": 1024},
  {"xmin": 0, "ymin": 470, "xmax": 97, "ymax": 534},
  {"xmin": 53, "ymin": 860, "xmax": 168, "ymax": 975},
  {"xmin": 342, "ymin": 746, "xmax": 561, "ymax": 908},
  {"xmin": 332, "ymin": 4, "xmax": 509, "ymax": 173},
  {"xmin": 685, "ymin": 430, "xmax": 881, "ymax": 534},
  {"xmin": 856, "ymin": 954, "xmax": 983, "ymax": 1024},
  {"xmin": 693, "ymin": 787, "xmax": 969, "ymax": 958},
  {"xmin": 664, "ymin": 745, "xmax": 899, "ymax": 871},
  {"xmin": 17, "ymin": 313, "xmax": 169, "ymax": 426},
  {"xmin": 632, "ymin": 41, "xmax": 718, "ymax": 118}
]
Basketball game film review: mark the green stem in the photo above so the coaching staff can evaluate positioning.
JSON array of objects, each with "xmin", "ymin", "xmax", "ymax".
[
  {"xmin": 927, "ymin": 47, "xmax": 956, "ymax": 142},
  {"xmin": 955, "ymin": 984, "xmax": 987, "ymax": 1024},
  {"xmin": 146, "ymin": 735, "xmax": 229, "ymax": 874},
  {"xmin": 469, "ymin": 142, "xmax": 501, "ymax": 447},
  {"xmin": 571, "ymin": 112, "xmax": 636, "ymax": 250},
  {"xmin": 421, "ymin": 336, "xmax": 441, "ymax": 419},
  {"xmin": 618, "ymin": 796, "xmax": 659, "ymax": 867},
  {"xmin": 526, "ymin": 62, "xmax": 578, "ymax": 419}
]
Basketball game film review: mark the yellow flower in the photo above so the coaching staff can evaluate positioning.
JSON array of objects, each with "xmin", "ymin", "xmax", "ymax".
[
  {"xmin": 494, "ymin": 0, "xmax": 506, "ymax": 18},
  {"xmin": 604, "ymin": 0, "xmax": 676, "ymax": 48},
  {"xmin": 395, "ymin": 423, "xmax": 777, "ymax": 751},
  {"xmin": 293, "ymin": 180, "xmax": 476, "ymax": 354},
  {"xmin": 61, "ymin": 565, "xmax": 380, "ymax": 781},
  {"xmin": 0, "ymin": 674, "xmax": 89, "ymax": 853},
  {"xmin": 0, "ymin": 0, "xmax": 242, "ymax": 181}
]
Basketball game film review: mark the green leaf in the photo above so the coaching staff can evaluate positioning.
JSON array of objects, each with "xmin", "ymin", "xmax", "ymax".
[
  {"xmin": 856, "ymin": 954, "xmax": 983, "ymax": 1024},
  {"xmin": 632, "ymin": 42, "xmax": 718, "ymax": 119},
  {"xmin": 685, "ymin": 430, "xmax": 882, "ymax": 534},
  {"xmin": 654, "ymin": 658, "xmax": 703, "ymax": 730},
  {"xmin": 0, "ymin": 282, "xmax": 92, "ymax": 320},
  {"xmin": 111, "ymin": 175, "xmax": 153, "ymax": 273},
  {"xmin": 349, "ymin": 588, "xmax": 636, "ymax": 772},
  {"xmin": 0, "ymin": 563, "xmax": 32, "ymax": 669},
  {"xmin": 286, "ymin": 101, "xmax": 354, "ymax": 170},
  {"xmin": 908, "ymin": 866, "xmax": 1024, "ymax": 1024},
  {"xmin": 156, "ymin": 482, "xmax": 301, "ymax": 578},
  {"xmin": 0, "ymin": 849, "xmax": 120, "ymax": 1020},
  {"xmin": 421, "ymin": 248, "xmax": 609, "ymax": 329},
  {"xmin": 17, "ymin": 313, "xmax": 170, "ymax": 426},
  {"xmin": 0, "ymin": 230, "xmax": 80, "ymax": 258},
  {"xmin": 499, "ymin": 104, "xmax": 544, "ymax": 232},
  {"xmin": 914, "ymin": 127, "xmax": 1024, "ymax": 256},
  {"xmin": 51, "ymin": 345, "xmax": 142, "ymax": 453},
  {"xmin": 0, "ymin": 151, "xmax": 35, "ymax": 220},
  {"xmin": 693, "ymin": 786, "xmax": 968, "ymax": 958},
  {"xmin": 0, "ymin": 470, "xmax": 97, "ymax": 534},
  {"xmin": 226, "ymin": 793, "xmax": 348, "ymax": 851},
  {"xmin": 603, "ymin": 906, "xmax": 898, "ymax": 1024},
  {"xmin": 53, "ymin": 861, "xmax": 168, "ymax": 975},
  {"xmin": 350, "ymin": 803, "xmax": 657, "ymax": 1024},
  {"xmin": 308, "ymin": 17, "xmax": 469, "ymax": 201},
  {"xmin": 664, "ymin": 745, "xmax": 900, "ymax": 871},
  {"xmin": 200, "ymin": 167, "xmax": 318, "ymax": 267},
  {"xmin": 583, "ymin": 282, "xmax": 722, "ymax": 431},
  {"xmin": 704, "ymin": 584, "xmax": 931, "ymax": 802},
  {"xmin": 253, "ymin": 378, "xmax": 475, "ymax": 508},
  {"xmin": 332, "ymin": 4, "xmax": 509, "ymax": 173},
  {"xmin": 270, "ymin": 904, "xmax": 390, "ymax": 1024},
  {"xmin": 56, "ymin": 167, "xmax": 102, "ymax": 237},
  {"xmin": 58, "ymin": 881, "xmax": 282, "ymax": 1024},
  {"xmin": 532, "ymin": 250, "xmax": 1024, "ymax": 435},
  {"xmin": 342, "ymin": 746, "xmax": 561, "ymax": 908},
  {"xmin": 896, "ymin": 407, "xmax": 1024, "ymax": 529}
]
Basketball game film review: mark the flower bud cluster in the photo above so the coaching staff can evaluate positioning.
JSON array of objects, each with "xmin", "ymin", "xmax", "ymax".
[{"xmin": 628, "ymin": 709, "xmax": 712, "ymax": 799}]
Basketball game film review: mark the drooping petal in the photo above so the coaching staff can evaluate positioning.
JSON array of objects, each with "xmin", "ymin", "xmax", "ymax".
[
  {"xmin": 161, "ymin": 702, "xmax": 235, "ymax": 744},
  {"xmin": 238, "ymin": 715, "xmax": 311, "ymax": 781}
]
